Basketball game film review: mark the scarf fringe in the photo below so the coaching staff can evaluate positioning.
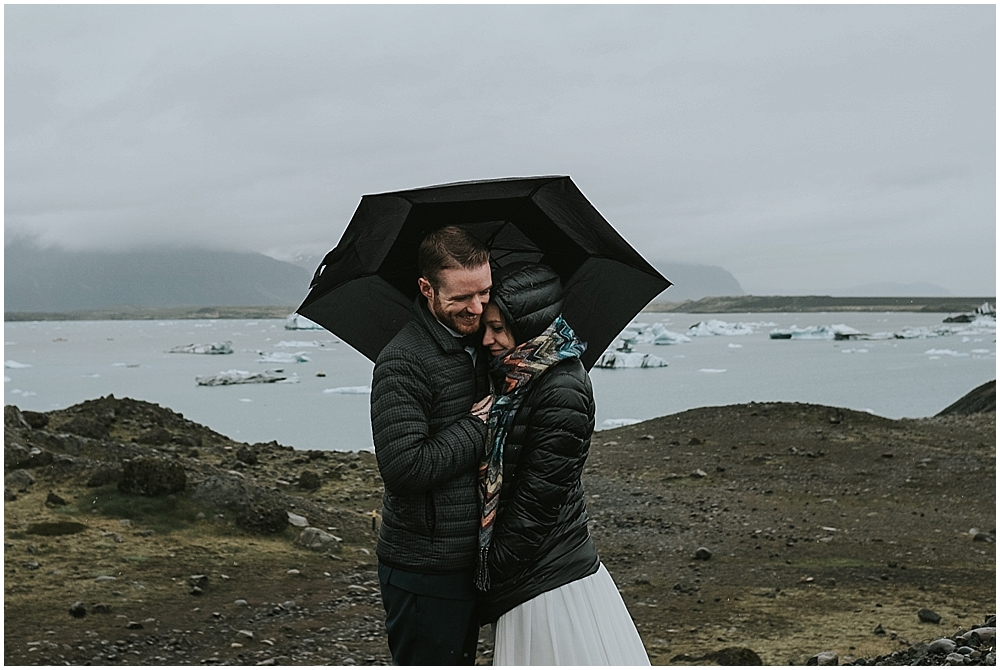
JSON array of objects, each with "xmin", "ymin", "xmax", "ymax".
[{"xmin": 475, "ymin": 546, "xmax": 491, "ymax": 592}]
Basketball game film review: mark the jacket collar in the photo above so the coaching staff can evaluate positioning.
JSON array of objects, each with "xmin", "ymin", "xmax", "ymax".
[{"xmin": 412, "ymin": 297, "xmax": 467, "ymax": 354}]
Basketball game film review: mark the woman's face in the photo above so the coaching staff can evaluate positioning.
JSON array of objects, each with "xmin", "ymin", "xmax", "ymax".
[{"xmin": 482, "ymin": 303, "xmax": 515, "ymax": 357}]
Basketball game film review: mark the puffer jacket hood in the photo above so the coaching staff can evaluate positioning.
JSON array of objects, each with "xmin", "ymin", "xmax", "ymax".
[{"xmin": 491, "ymin": 263, "xmax": 564, "ymax": 344}]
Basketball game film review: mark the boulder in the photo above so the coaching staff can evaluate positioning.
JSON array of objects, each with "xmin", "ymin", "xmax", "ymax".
[
  {"xmin": 5, "ymin": 469, "xmax": 36, "ymax": 493},
  {"xmin": 118, "ymin": 457, "xmax": 187, "ymax": 496},
  {"xmin": 295, "ymin": 527, "xmax": 342, "ymax": 552},
  {"xmin": 298, "ymin": 470, "xmax": 321, "ymax": 491},
  {"xmin": 21, "ymin": 410, "xmax": 49, "ymax": 429},
  {"xmin": 61, "ymin": 414, "xmax": 113, "ymax": 440},
  {"xmin": 45, "ymin": 492, "xmax": 69, "ymax": 506},
  {"xmin": 136, "ymin": 427, "xmax": 173, "ymax": 446},
  {"xmin": 4, "ymin": 405, "xmax": 31, "ymax": 430},
  {"xmin": 918, "ymin": 608, "xmax": 942, "ymax": 624},
  {"xmin": 807, "ymin": 651, "xmax": 838, "ymax": 666},
  {"xmin": 5, "ymin": 443, "xmax": 55, "ymax": 470},
  {"xmin": 236, "ymin": 505, "xmax": 288, "ymax": 535},
  {"xmin": 236, "ymin": 446, "xmax": 258, "ymax": 465}
]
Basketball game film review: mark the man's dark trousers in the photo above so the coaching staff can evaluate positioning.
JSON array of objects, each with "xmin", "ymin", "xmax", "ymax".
[{"xmin": 378, "ymin": 563, "xmax": 479, "ymax": 665}]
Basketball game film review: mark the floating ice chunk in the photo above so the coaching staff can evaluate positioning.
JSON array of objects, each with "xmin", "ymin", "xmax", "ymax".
[
  {"xmin": 923, "ymin": 349, "xmax": 968, "ymax": 357},
  {"xmin": 3, "ymin": 376, "xmax": 10, "ymax": 383},
  {"xmin": 168, "ymin": 341, "xmax": 233, "ymax": 355},
  {"xmin": 196, "ymin": 369, "xmax": 292, "ymax": 386},
  {"xmin": 600, "ymin": 418, "xmax": 642, "ymax": 430},
  {"xmin": 618, "ymin": 329, "xmax": 641, "ymax": 346},
  {"xmin": 285, "ymin": 314, "xmax": 325, "ymax": 330},
  {"xmin": 275, "ymin": 340, "xmax": 327, "ymax": 348},
  {"xmin": 699, "ymin": 368, "xmax": 727, "ymax": 373},
  {"xmin": 82, "ymin": 373, "xmax": 101, "ymax": 378},
  {"xmin": 651, "ymin": 324, "xmax": 691, "ymax": 345},
  {"xmin": 728, "ymin": 343, "xmax": 743, "ymax": 349},
  {"xmin": 688, "ymin": 320, "xmax": 755, "ymax": 337},
  {"xmin": 4, "ymin": 360, "xmax": 33, "ymax": 369},
  {"xmin": 841, "ymin": 349, "xmax": 869, "ymax": 354},
  {"xmin": 239, "ymin": 398, "xmax": 253, "ymax": 403},
  {"xmin": 257, "ymin": 352, "xmax": 311, "ymax": 364},
  {"xmin": 323, "ymin": 386, "xmax": 372, "ymax": 395},
  {"xmin": 593, "ymin": 352, "xmax": 668, "ymax": 369}
]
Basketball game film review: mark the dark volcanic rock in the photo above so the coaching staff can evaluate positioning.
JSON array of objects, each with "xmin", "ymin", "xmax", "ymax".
[
  {"xmin": 69, "ymin": 601, "xmax": 87, "ymax": 618},
  {"xmin": 62, "ymin": 414, "xmax": 114, "ymax": 440},
  {"xmin": 299, "ymin": 470, "xmax": 322, "ymax": 491},
  {"xmin": 21, "ymin": 410, "xmax": 49, "ymax": 429},
  {"xmin": 236, "ymin": 446, "xmax": 258, "ymax": 465},
  {"xmin": 136, "ymin": 427, "xmax": 173, "ymax": 445},
  {"xmin": 5, "ymin": 469, "xmax": 36, "ymax": 492},
  {"xmin": 918, "ymin": 608, "xmax": 942, "ymax": 624},
  {"xmin": 45, "ymin": 492, "xmax": 69, "ymax": 506},
  {"xmin": 936, "ymin": 380, "xmax": 996, "ymax": 416},
  {"xmin": 5, "ymin": 404, "xmax": 31, "ymax": 429},
  {"xmin": 236, "ymin": 505, "xmax": 289, "ymax": 535},
  {"xmin": 118, "ymin": 457, "xmax": 187, "ymax": 496}
]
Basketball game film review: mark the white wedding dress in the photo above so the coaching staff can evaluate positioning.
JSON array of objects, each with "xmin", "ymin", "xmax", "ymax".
[{"xmin": 493, "ymin": 563, "xmax": 650, "ymax": 665}]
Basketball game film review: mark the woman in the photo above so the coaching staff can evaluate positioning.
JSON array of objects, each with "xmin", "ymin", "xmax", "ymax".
[{"xmin": 476, "ymin": 262, "xmax": 649, "ymax": 666}]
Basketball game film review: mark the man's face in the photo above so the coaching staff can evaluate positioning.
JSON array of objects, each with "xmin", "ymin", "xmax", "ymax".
[{"xmin": 418, "ymin": 263, "xmax": 492, "ymax": 336}]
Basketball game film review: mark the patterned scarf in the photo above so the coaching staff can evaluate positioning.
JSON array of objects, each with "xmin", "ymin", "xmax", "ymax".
[{"xmin": 475, "ymin": 315, "xmax": 586, "ymax": 591}]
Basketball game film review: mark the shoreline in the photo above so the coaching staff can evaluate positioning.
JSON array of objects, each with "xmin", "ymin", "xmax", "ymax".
[{"xmin": 4, "ymin": 295, "xmax": 995, "ymax": 322}]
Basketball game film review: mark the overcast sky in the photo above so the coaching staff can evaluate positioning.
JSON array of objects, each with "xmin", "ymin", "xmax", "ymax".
[{"xmin": 5, "ymin": 4, "xmax": 995, "ymax": 295}]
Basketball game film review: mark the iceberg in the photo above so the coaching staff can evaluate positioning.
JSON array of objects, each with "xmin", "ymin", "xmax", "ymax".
[
  {"xmin": 651, "ymin": 324, "xmax": 691, "ymax": 345},
  {"xmin": 285, "ymin": 314, "xmax": 324, "ymax": 330},
  {"xmin": 196, "ymin": 369, "xmax": 297, "ymax": 386},
  {"xmin": 168, "ymin": 341, "xmax": 234, "ymax": 355},
  {"xmin": 699, "ymin": 368, "xmax": 727, "ymax": 373},
  {"xmin": 4, "ymin": 360, "xmax": 33, "ymax": 369},
  {"xmin": 257, "ymin": 352, "xmax": 311, "ymax": 364},
  {"xmin": 275, "ymin": 340, "xmax": 326, "ymax": 348},
  {"xmin": 688, "ymin": 320, "xmax": 755, "ymax": 337},
  {"xmin": 923, "ymin": 349, "xmax": 968, "ymax": 357},
  {"xmin": 769, "ymin": 324, "xmax": 862, "ymax": 341},
  {"xmin": 593, "ymin": 352, "xmax": 668, "ymax": 369},
  {"xmin": 323, "ymin": 386, "xmax": 372, "ymax": 394},
  {"xmin": 600, "ymin": 418, "xmax": 642, "ymax": 430}
]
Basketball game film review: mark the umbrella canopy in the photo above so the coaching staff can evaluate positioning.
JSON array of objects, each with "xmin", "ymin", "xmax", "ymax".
[{"xmin": 297, "ymin": 175, "xmax": 671, "ymax": 370}]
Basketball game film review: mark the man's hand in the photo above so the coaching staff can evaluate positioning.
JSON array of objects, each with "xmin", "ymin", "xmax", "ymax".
[{"xmin": 470, "ymin": 395, "xmax": 493, "ymax": 423}]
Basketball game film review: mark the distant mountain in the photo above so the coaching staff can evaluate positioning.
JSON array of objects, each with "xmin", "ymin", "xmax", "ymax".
[
  {"xmin": 823, "ymin": 282, "xmax": 953, "ymax": 297},
  {"xmin": 648, "ymin": 262, "xmax": 745, "ymax": 302},
  {"xmin": 4, "ymin": 243, "xmax": 312, "ymax": 312}
]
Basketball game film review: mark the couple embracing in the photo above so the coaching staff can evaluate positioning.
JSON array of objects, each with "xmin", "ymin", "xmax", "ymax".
[{"xmin": 371, "ymin": 226, "xmax": 649, "ymax": 665}]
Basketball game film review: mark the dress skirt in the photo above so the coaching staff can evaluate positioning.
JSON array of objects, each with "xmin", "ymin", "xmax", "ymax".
[{"xmin": 493, "ymin": 563, "xmax": 650, "ymax": 665}]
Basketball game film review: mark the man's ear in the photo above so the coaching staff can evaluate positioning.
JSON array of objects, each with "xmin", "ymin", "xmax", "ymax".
[{"xmin": 417, "ymin": 277, "xmax": 435, "ymax": 301}]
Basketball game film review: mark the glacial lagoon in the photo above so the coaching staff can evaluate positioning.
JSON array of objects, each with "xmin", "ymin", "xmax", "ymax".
[{"xmin": 4, "ymin": 311, "xmax": 995, "ymax": 452}]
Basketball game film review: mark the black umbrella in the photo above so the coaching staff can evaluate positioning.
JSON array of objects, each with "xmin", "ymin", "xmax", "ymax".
[{"xmin": 297, "ymin": 175, "xmax": 671, "ymax": 370}]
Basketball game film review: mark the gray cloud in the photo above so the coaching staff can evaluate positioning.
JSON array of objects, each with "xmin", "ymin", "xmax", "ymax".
[{"xmin": 5, "ymin": 4, "xmax": 995, "ymax": 295}]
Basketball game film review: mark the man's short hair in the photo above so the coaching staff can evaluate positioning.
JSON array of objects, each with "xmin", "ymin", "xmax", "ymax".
[{"xmin": 418, "ymin": 226, "xmax": 490, "ymax": 288}]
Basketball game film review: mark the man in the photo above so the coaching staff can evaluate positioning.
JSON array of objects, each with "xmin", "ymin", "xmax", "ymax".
[{"xmin": 371, "ymin": 225, "xmax": 493, "ymax": 665}]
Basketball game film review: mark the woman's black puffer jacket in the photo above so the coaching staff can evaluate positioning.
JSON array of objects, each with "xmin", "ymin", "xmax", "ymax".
[{"xmin": 479, "ymin": 264, "xmax": 600, "ymax": 624}]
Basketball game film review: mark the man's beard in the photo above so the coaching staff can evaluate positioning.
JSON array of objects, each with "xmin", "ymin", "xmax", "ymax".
[{"xmin": 431, "ymin": 295, "xmax": 480, "ymax": 335}]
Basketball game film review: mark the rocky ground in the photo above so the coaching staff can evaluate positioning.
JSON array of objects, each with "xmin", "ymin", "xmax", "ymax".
[{"xmin": 3, "ymin": 386, "xmax": 995, "ymax": 666}]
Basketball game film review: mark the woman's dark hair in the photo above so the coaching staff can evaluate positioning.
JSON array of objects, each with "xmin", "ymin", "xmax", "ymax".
[
  {"xmin": 491, "ymin": 263, "xmax": 564, "ymax": 344},
  {"xmin": 417, "ymin": 226, "xmax": 490, "ymax": 288}
]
